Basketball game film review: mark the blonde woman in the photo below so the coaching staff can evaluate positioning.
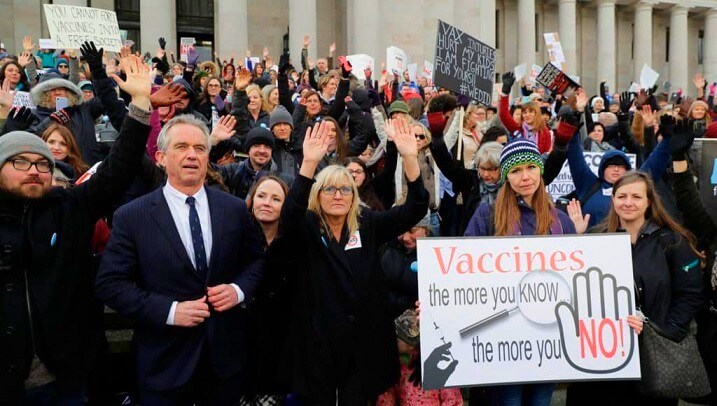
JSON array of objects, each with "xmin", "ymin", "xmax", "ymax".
[{"xmin": 279, "ymin": 117, "xmax": 428, "ymax": 404}]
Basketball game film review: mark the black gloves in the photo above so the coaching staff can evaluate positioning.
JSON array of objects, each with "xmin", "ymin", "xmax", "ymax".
[
  {"xmin": 620, "ymin": 91, "xmax": 633, "ymax": 114},
  {"xmin": 80, "ymin": 41, "xmax": 106, "ymax": 80},
  {"xmin": 1, "ymin": 107, "xmax": 35, "ymax": 135},
  {"xmin": 669, "ymin": 118, "xmax": 695, "ymax": 161},
  {"xmin": 501, "ymin": 72, "xmax": 515, "ymax": 95},
  {"xmin": 158, "ymin": 37, "xmax": 166, "ymax": 50},
  {"xmin": 278, "ymin": 53, "xmax": 290, "ymax": 75}
]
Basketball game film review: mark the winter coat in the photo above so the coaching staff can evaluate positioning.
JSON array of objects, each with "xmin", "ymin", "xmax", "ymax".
[
  {"xmin": 379, "ymin": 239, "xmax": 419, "ymax": 318},
  {"xmin": 498, "ymin": 94, "xmax": 552, "ymax": 153},
  {"xmin": 0, "ymin": 111, "xmax": 150, "ymax": 401},
  {"xmin": 278, "ymin": 175, "xmax": 428, "ymax": 399},
  {"xmin": 216, "ymin": 159, "xmax": 294, "ymax": 200},
  {"xmin": 464, "ymin": 198, "xmax": 576, "ymax": 237}
]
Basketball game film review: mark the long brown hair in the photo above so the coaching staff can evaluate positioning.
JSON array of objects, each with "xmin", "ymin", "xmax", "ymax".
[
  {"xmin": 321, "ymin": 116, "xmax": 349, "ymax": 161},
  {"xmin": 521, "ymin": 101, "xmax": 547, "ymax": 132},
  {"xmin": 493, "ymin": 176, "xmax": 554, "ymax": 236},
  {"xmin": 595, "ymin": 171, "xmax": 700, "ymax": 255},
  {"xmin": 41, "ymin": 124, "xmax": 89, "ymax": 176}
]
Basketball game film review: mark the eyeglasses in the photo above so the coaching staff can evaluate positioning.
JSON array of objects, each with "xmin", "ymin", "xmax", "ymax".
[
  {"xmin": 8, "ymin": 158, "xmax": 53, "ymax": 173},
  {"xmin": 347, "ymin": 169, "xmax": 364, "ymax": 175},
  {"xmin": 321, "ymin": 186, "xmax": 353, "ymax": 196},
  {"xmin": 414, "ymin": 133, "xmax": 426, "ymax": 140},
  {"xmin": 58, "ymin": 65, "xmax": 68, "ymax": 69}
]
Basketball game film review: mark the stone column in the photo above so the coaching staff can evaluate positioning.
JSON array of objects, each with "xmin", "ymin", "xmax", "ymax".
[
  {"xmin": 703, "ymin": 9, "xmax": 717, "ymax": 92},
  {"xmin": 140, "ymin": 0, "xmax": 176, "ymax": 55},
  {"xmin": 669, "ymin": 5, "xmax": 689, "ymax": 94},
  {"xmin": 215, "ymin": 0, "xmax": 247, "ymax": 61},
  {"xmin": 517, "ymin": 0, "xmax": 535, "ymax": 67},
  {"xmin": 597, "ymin": 0, "xmax": 616, "ymax": 92},
  {"xmin": 633, "ymin": 1, "xmax": 653, "ymax": 81},
  {"xmin": 289, "ymin": 0, "xmax": 317, "ymax": 62},
  {"xmin": 347, "ymin": 0, "xmax": 380, "ymax": 62},
  {"xmin": 558, "ymin": 0, "xmax": 577, "ymax": 74},
  {"xmin": 479, "ymin": 0, "xmax": 497, "ymax": 48}
]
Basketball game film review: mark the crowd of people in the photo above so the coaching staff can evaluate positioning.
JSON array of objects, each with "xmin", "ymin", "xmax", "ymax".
[{"xmin": 0, "ymin": 31, "xmax": 717, "ymax": 406}]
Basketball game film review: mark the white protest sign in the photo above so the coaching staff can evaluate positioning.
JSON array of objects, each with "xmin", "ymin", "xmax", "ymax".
[
  {"xmin": 12, "ymin": 91, "xmax": 35, "ymax": 108},
  {"xmin": 43, "ymin": 5, "xmax": 122, "ymax": 52},
  {"xmin": 529, "ymin": 64, "xmax": 542, "ymax": 85},
  {"xmin": 639, "ymin": 63, "xmax": 659, "ymax": 89},
  {"xmin": 544, "ymin": 32, "xmax": 567, "ymax": 71},
  {"xmin": 345, "ymin": 54, "xmax": 374, "ymax": 74},
  {"xmin": 407, "ymin": 63, "xmax": 418, "ymax": 82},
  {"xmin": 39, "ymin": 39, "xmax": 55, "ymax": 49},
  {"xmin": 180, "ymin": 37, "xmax": 195, "ymax": 63},
  {"xmin": 546, "ymin": 151, "xmax": 637, "ymax": 201},
  {"xmin": 418, "ymin": 234, "xmax": 640, "ymax": 390},
  {"xmin": 628, "ymin": 82, "xmax": 640, "ymax": 94},
  {"xmin": 386, "ymin": 46, "xmax": 408, "ymax": 74},
  {"xmin": 514, "ymin": 64, "xmax": 527, "ymax": 81},
  {"xmin": 422, "ymin": 60, "xmax": 434, "ymax": 85}
]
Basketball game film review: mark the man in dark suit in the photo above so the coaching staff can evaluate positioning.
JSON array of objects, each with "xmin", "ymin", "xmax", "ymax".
[{"xmin": 95, "ymin": 113, "xmax": 265, "ymax": 405}]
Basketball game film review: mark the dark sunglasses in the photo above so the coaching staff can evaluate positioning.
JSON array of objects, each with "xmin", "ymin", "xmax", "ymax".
[{"xmin": 414, "ymin": 133, "xmax": 426, "ymax": 140}]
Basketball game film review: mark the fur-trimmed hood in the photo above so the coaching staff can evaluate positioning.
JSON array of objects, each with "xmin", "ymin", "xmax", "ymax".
[
  {"xmin": 199, "ymin": 61, "xmax": 220, "ymax": 76},
  {"xmin": 31, "ymin": 76, "xmax": 83, "ymax": 107}
]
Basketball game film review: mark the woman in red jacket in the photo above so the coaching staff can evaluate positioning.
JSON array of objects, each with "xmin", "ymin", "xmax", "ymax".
[{"xmin": 498, "ymin": 72, "xmax": 552, "ymax": 153}]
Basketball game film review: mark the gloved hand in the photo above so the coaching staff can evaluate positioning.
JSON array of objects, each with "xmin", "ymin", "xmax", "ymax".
[
  {"xmin": 427, "ymin": 111, "xmax": 448, "ymax": 139},
  {"xmin": 456, "ymin": 94, "xmax": 470, "ymax": 109},
  {"xmin": 1, "ymin": 107, "xmax": 35, "ymax": 134},
  {"xmin": 152, "ymin": 56, "xmax": 169, "ymax": 75},
  {"xmin": 670, "ymin": 117, "xmax": 695, "ymax": 161},
  {"xmin": 214, "ymin": 94, "xmax": 225, "ymax": 111},
  {"xmin": 619, "ymin": 91, "xmax": 633, "ymax": 113},
  {"xmin": 50, "ymin": 107, "xmax": 75, "ymax": 125},
  {"xmin": 187, "ymin": 47, "xmax": 199, "ymax": 69},
  {"xmin": 278, "ymin": 53, "xmax": 290, "ymax": 75},
  {"xmin": 158, "ymin": 37, "xmax": 166, "ymax": 50},
  {"xmin": 659, "ymin": 114, "xmax": 676, "ymax": 141},
  {"xmin": 80, "ymin": 41, "xmax": 106, "ymax": 79},
  {"xmin": 555, "ymin": 111, "xmax": 582, "ymax": 146},
  {"xmin": 501, "ymin": 72, "xmax": 515, "ymax": 95},
  {"xmin": 340, "ymin": 58, "xmax": 353, "ymax": 79}
]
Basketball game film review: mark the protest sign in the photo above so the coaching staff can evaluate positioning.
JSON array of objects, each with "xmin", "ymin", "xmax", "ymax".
[
  {"xmin": 407, "ymin": 63, "xmax": 418, "ymax": 82},
  {"xmin": 698, "ymin": 138, "xmax": 717, "ymax": 219},
  {"xmin": 180, "ymin": 37, "xmax": 195, "ymax": 63},
  {"xmin": 546, "ymin": 151, "xmax": 637, "ymax": 201},
  {"xmin": 434, "ymin": 20, "xmax": 496, "ymax": 105},
  {"xmin": 386, "ymin": 46, "xmax": 408, "ymax": 74},
  {"xmin": 422, "ymin": 60, "xmax": 434, "ymax": 85},
  {"xmin": 544, "ymin": 32, "xmax": 567, "ymax": 71},
  {"xmin": 514, "ymin": 64, "xmax": 527, "ymax": 81},
  {"xmin": 529, "ymin": 64, "xmax": 542, "ymax": 85},
  {"xmin": 43, "ymin": 4, "xmax": 122, "ymax": 52},
  {"xmin": 535, "ymin": 62, "xmax": 580, "ymax": 95},
  {"xmin": 12, "ymin": 91, "xmax": 35, "ymax": 109},
  {"xmin": 639, "ymin": 63, "xmax": 659, "ymax": 90},
  {"xmin": 418, "ymin": 234, "xmax": 640, "ymax": 390},
  {"xmin": 39, "ymin": 39, "xmax": 55, "ymax": 49},
  {"xmin": 346, "ymin": 54, "xmax": 374, "ymax": 74}
]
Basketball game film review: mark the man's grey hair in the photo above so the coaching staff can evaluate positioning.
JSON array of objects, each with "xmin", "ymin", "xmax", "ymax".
[{"xmin": 157, "ymin": 114, "xmax": 212, "ymax": 153}]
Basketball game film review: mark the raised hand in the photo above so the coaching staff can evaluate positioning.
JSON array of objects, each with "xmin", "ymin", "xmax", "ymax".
[
  {"xmin": 307, "ymin": 57, "xmax": 315, "ymax": 71},
  {"xmin": 2, "ymin": 107, "xmax": 35, "ymax": 133},
  {"xmin": 0, "ymin": 79, "xmax": 14, "ymax": 108},
  {"xmin": 329, "ymin": 42, "xmax": 336, "ymax": 55},
  {"xmin": 641, "ymin": 105, "xmax": 657, "ymax": 128},
  {"xmin": 302, "ymin": 120, "xmax": 331, "ymax": 165},
  {"xmin": 501, "ymin": 71, "xmax": 515, "ymax": 95},
  {"xmin": 234, "ymin": 67, "xmax": 252, "ymax": 90},
  {"xmin": 278, "ymin": 53, "xmax": 290, "ymax": 74},
  {"xmin": 80, "ymin": 41, "xmax": 106, "ymax": 78},
  {"xmin": 567, "ymin": 199, "xmax": 590, "ymax": 234},
  {"xmin": 670, "ymin": 118, "xmax": 696, "ymax": 160},
  {"xmin": 391, "ymin": 116, "xmax": 418, "ymax": 158},
  {"xmin": 210, "ymin": 115, "xmax": 237, "ymax": 145},
  {"xmin": 575, "ymin": 88, "xmax": 588, "ymax": 112},
  {"xmin": 302, "ymin": 35, "xmax": 310, "ymax": 48},
  {"xmin": 658, "ymin": 114, "xmax": 676, "ymax": 140},
  {"xmin": 262, "ymin": 47, "xmax": 269, "ymax": 59},
  {"xmin": 634, "ymin": 89, "xmax": 648, "ymax": 109},
  {"xmin": 110, "ymin": 55, "xmax": 151, "ymax": 106},
  {"xmin": 693, "ymin": 72, "xmax": 706, "ymax": 90},
  {"xmin": 619, "ymin": 91, "xmax": 633, "ymax": 113},
  {"xmin": 158, "ymin": 37, "xmax": 166, "ymax": 50},
  {"xmin": 17, "ymin": 52, "xmax": 32, "ymax": 68},
  {"xmin": 50, "ymin": 108, "xmax": 73, "ymax": 125},
  {"xmin": 150, "ymin": 83, "xmax": 187, "ymax": 109},
  {"xmin": 187, "ymin": 47, "xmax": 199, "ymax": 68},
  {"xmin": 23, "ymin": 36, "xmax": 35, "ymax": 52}
]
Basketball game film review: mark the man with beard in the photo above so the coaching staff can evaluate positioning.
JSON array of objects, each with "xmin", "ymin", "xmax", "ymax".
[{"xmin": 0, "ymin": 54, "xmax": 153, "ymax": 404}]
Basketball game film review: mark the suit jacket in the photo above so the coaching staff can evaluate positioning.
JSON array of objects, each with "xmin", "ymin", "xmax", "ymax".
[{"xmin": 95, "ymin": 186, "xmax": 264, "ymax": 391}]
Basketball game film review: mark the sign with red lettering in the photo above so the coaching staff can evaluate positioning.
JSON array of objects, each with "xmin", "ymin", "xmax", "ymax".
[{"xmin": 417, "ymin": 234, "xmax": 640, "ymax": 390}]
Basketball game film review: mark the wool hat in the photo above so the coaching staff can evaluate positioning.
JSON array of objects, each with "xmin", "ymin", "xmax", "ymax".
[
  {"xmin": 30, "ymin": 73, "xmax": 83, "ymax": 106},
  {"xmin": 688, "ymin": 100, "xmax": 710, "ymax": 118},
  {"xmin": 598, "ymin": 149, "xmax": 631, "ymax": 181},
  {"xmin": 394, "ymin": 309, "xmax": 420, "ymax": 347},
  {"xmin": 499, "ymin": 139, "xmax": 544, "ymax": 182},
  {"xmin": 0, "ymin": 131, "xmax": 55, "ymax": 169},
  {"xmin": 269, "ymin": 105, "xmax": 293, "ymax": 129},
  {"xmin": 78, "ymin": 80, "xmax": 93, "ymax": 91},
  {"xmin": 388, "ymin": 100, "xmax": 410, "ymax": 116},
  {"xmin": 244, "ymin": 125, "xmax": 275, "ymax": 152},
  {"xmin": 591, "ymin": 97, "xmax": 604, "ymax": 108}
]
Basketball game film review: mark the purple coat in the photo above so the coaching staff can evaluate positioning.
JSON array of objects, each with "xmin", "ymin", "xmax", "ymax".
[{"xmin": 464, "ymin": 199, "xmax": 576, "ymax": 237}]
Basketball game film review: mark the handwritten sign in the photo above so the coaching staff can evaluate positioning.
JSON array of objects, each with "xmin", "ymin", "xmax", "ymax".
[
  {"xmin": 422, "ymin": 60, "xmax": 434, "ymax": 86},
  {"xmin": 418, "ymin": 234, "xmax": 640, "ymax": 389},
  {"xmin": 43, "ymin": 5, "xmax": 122, "ymax": 52},
  {"xmin": 386, "ymin": 46, "xmax": 407, "ymax": 74},
  {"xmin": 544, "ymin": 32, "xmax": 567, "ymax": 71},
  {"xmin": 39, "ymin": 39, "xmax": 55, "ymax": 50},
  {"xmin": 434, "ymin": 20, "xmax": 496, "ymax": 105},
  {"xmin": 535, "ymin": 62, "xmax": 579, "ymax": 96},
  {"xmin": 180, "ymin": 37, "xmax": 195, "ymax": 63},
  {"xmin": 12, "ymin": 91, "xmax": 35, "ymax": 109}
]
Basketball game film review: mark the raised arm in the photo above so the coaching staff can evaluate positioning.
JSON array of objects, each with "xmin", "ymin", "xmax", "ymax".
[{"xmin": 498, "ymin": 72, "xmax": 520, "ymax": 134}]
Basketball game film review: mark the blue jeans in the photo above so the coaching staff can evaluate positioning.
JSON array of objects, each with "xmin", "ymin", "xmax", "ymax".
[
  {"xmin": 489, "ymin": 383, "xmax": 554, "ymax": 406},
  {"xmin": 25, "ymin": 382, "xmax": 85, "ymax": 406}
]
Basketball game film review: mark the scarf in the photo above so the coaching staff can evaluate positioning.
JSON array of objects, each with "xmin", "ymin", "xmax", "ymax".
[
  {"xmin": 521, "ymin": 121, "xmax": 538, "ymax": 144},
  {"xmin": 479, "ymin": 181, "xmax": 499, "ymax": 206}
]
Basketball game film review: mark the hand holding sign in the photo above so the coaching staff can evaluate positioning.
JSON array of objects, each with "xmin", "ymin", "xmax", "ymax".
[{"xmin": 556, "ymin": 267, "xmax": 635, "ymax": 374}]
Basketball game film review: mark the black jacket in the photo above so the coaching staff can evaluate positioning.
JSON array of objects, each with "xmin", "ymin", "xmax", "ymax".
[
  {"xmin": 0, "ymin": 110, "xmax": 150, "ymax": 402},
  {"xmin": 278, "ymin": 174, "xmax": 428, "ymax": 399},
  {"xmin": 379, "ymin": 240, "xmax": 418, "ymax": 318}
]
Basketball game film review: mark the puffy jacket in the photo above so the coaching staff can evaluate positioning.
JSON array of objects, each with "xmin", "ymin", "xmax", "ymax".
[{"xmin": 464, "ymin": 198, "xmax": 576, "ymax": 237}]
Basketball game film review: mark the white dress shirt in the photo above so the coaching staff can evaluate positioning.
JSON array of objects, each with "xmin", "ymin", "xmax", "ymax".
[{"xmin": 162, "ymin": 183, "xmax": 243, "ymax": 325}]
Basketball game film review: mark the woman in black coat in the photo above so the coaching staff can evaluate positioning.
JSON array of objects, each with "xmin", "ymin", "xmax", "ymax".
[{"xmin": 279, "ymin": 117, "xmax": 428, "ymax": 404}]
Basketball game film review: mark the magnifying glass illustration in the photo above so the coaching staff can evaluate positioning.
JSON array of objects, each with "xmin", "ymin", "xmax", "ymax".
[{"xmin": 459, "ymin": 270, "xmax": 571, "ymax": 337}]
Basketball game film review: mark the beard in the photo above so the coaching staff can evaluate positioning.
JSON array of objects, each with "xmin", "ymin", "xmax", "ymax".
[{"xmin": 0, "ymin": 178, "xmax": 49, "ymax": 200}]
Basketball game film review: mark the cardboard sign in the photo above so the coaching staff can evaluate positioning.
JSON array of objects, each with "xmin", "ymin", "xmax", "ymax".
[
  {"xmin": 12, "ymin": 91, "xmax": 35, "ymax": 108},
  {"xmin": 180, "ymin": 37, "xmax": 195, "ymax": 63},
  {"xmin": 546, "ymin": 151, "xmax": 637, "ymax": 201},
  {"xmin": 544, "ymin": 32, "xmax": 567, "ymax": 71},
  {"xmin": 346, "ymin": 54, "xmax": 374, "ymax": 74},
  {"xmin": 418, "ymin": 234, "xmax": 640, "ymax": 389},
  {"xmin": 698, "ymin": 138, "xmax": 717, "ymax": 219},
  {"xmin": 535, "ymin": 62, "xmax": 580, "ymax": 95},
  {"xmin": 434, "ymin": 19, "xmax": 496, "ymax": 105},
  {"xmin": 386, "ymin": 46, "xmax": 407, "ymax": 74},
  {"xmin": 43, "ymin": 4, "xmax": 122, "ymax": 52}
]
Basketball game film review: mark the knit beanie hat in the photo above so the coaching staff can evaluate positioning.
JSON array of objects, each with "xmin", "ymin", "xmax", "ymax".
[
  {"xmin": 244, "ymin": 125, "xmax": 275, "ymax": 152},
  {"xmin": 591, "ymin": 97, "xmax": 604, "ymax": 108},
  {"xmin": 269, "ymin": 105, "xmax": 293, "ymax": 129},
  {"xmin": 394, "ymin": 309, "xmax": 420, "ymax": 347},
  {"xmin": 388, "ymin": 100, "xmax": 410, "ymax": 116},
  {"xmin": 499, "ymin": 139, "xmax": 544, "ymax": 182},
  {"xmin": 688, "ymin": 100, "xmax": 710, "ymax": 118},
  {"xmin": 0, "ymin": 131, "xmax": 55, "ymax": 169}
]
